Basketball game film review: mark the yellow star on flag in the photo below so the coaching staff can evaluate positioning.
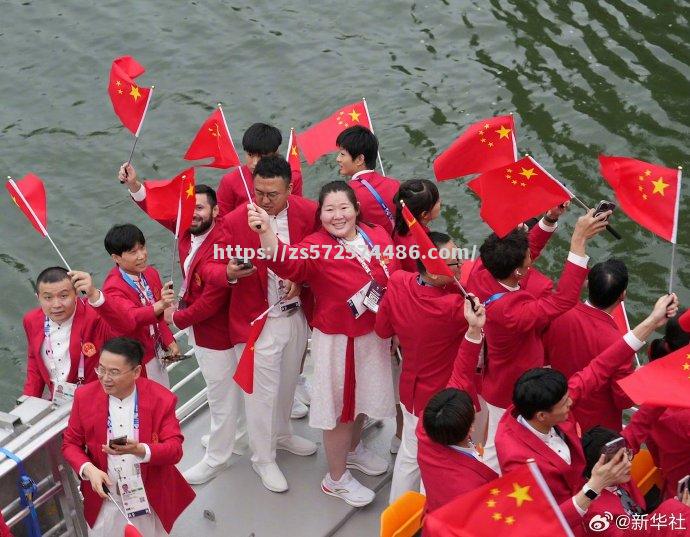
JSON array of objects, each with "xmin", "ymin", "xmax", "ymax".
[
  {"xmin": 185, "ymin": 182, "xmax": 195, "ymax": 199},
  {"xmin": 495, "ymin": 125, "xmax": 511, "ymax": 139},
  {"xmin": 129, "ymin": 85, "xmax": 142, "ymax": 102},
  {"xmin": 642, "ymin": 194, "xmax": 648, "ymax": 200},
  {"xmin": 651, "ymin": 177, "xmax": 669, "ymax": 196},
  {"xmin": 505, "ymin": 516, "xmax": 516, "ymax": 525},
  {"xmin": 11, "ymin": 195, "xmax": 19, "ymax": 207},
  {"xmin": 291, "ymin": 145, "xmax": 298, "ymax": 157},
  {"xmin": 490, "ymin": 488, "xmax": 500, "ymax": 496},
  {"xmin": 492, "ymin": 513, "xmax": 503, "ymax": 521},
  {"xmin": 488, "ymin": 142, "xmax": 494, "ymax": 148},
  {"xmin": 348, "ymin": 109, "xmax": 361, "ymax": 122},
  {"xmin": 644, "ymin": 169, "xmax": 652, "ymax": 176},
  {"xmin": 507, "ymin": 482, "xmax": 533, "ymax": 507},
  {"xmin": 682, "ymin": 363, "xmax": 690, "ymax": 371},
  {"xmin": 118, "ymin": 89, "xmax": 123, "ymax": 95},
  {"xmin": 484, "ymin": 123, "xmax": 490, "ymax": 129},
  {"xmin": 116, "ymin": 80, "xmax": 122, "ymax": 86},
  {"xmin": 486, "ymin": 499, "xmax": 497, "ymax": 508},
  {"xmin": 519, "ymin": 168, "xmax": 536, "ymax": 180},
  {"xmin": 209, "ymin": 124, "xmax": 220, "ymax": 138}
]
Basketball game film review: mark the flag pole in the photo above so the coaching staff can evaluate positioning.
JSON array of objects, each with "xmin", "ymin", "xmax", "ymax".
[
  {"xmin": 526, "ymin": 460, "xmax": 576, "ymax": 537},
  {"xmin": 669, "ymin": 166, "xmax": 682, "ymax": 294},
  {"xmin": 362, "ymin": 97, "xmax": 386, "ymax": 176},
  {"xmin": 285, "ymin": 128, "xmax": 294, "ymax": 160},
  {"xmin": 119, "ymin": 85, "xmax": 155, "ymax": 183},
  {"xmin": 8, "ymin": 177, "xmax": 72, "ymax": 270}
]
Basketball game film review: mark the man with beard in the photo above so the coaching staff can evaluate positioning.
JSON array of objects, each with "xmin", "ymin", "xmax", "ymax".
[{"xmin": 118, "ymin": 164, "xmax": 240, "ymax": 485}]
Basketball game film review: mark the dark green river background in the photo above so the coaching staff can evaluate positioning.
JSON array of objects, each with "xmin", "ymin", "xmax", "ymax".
[{"xmin": 1, "ymin": 1, "xmax": 688, "ymax": 410}]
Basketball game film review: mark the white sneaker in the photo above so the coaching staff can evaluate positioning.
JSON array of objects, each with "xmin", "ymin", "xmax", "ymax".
[
  {"xmin": 200, "ymin": 434, "xmax": 246, "ymax": 455},
  {"xmin": 183, "ymin": 461, "xmax": 228, "ymax": 485},
  {"xmin": 389, "ymin": 435, "xmax": 401, "ymax": 455},
  {"xmin": 294, "ymin": 375, "xmax": 312, "ymax": 406},
  {"xmin": 277, "ymin": 435, "xmax": 318, "ymax": 456},
  {"xmin": 252, "ymin": 462, "xmax": 288, "ymax": 493},
  {"xmin": 291, "ymin": 399, "xmax": 308, "ymax": 419},
  {"xmin": 321, "ymin": 470, "xmax": 375, "ymax": 507},
  {"xmin": 346, "ymin": 442, "xmax": 389, "ymax": 476}
]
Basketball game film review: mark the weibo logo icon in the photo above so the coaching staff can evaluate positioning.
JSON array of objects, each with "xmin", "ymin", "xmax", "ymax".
[{"xmin": 588, "ymin": 512, "xmax": 613, "ymax": 532}]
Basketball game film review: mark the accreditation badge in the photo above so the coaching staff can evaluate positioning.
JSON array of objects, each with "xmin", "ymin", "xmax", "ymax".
[
  {"xmin": 52, "ymin": 381, "xmax": 77, "ymax": 406},
  {"xmin": 347, "ymin": 282, "xmax": 370, "ymax": 319},
  {"xmin": 119, "ymin": 465, "xmax": 151, "ymax": 518},
  {"xmin": 362, "ymin": 281, "xmax": 385, "ymax": 313}
]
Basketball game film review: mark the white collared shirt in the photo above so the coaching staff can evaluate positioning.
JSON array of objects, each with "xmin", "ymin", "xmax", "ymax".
[
  {"xmin": 267, "ymin": 204, "xmax": 300, "ymax": 317},
  {"xmin": 584, "ymin": 300, "xmax": 614, "ymax": 319},
  {"xmin": 183, "ymin": 224, "xmax": 213, "ymax": 277},
  {"xmin": 517, "ymin": 415, "xmax": 572, "ymax": 464},
  {"xmin": 41, "ymin": 310, "xmax": 76, "ymax": 384}
]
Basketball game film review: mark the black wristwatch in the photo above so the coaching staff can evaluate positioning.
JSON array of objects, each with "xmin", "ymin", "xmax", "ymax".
[
  {"xmin": 582, "ymin": 484, "xmax": 600, "ymax": 500},
  {"xmin": 543, "ymin": 214, "xmax": 559, "ymax": 225}
]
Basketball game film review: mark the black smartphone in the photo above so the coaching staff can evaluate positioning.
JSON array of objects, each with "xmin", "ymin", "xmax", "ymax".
[
  {"xmin": 593, "ymin": 200, "xmax": 616, "ymax": 218},
  {"xmin": 109, "ymin": 435, "xmax": 128, "ymax": 448},
  {"xmin": 601, "ymin": 437, "xmax": 626, "ymax": 462},
  {"xmin": 236, "ymin": 258, "xmax": 254, "ymax": 270},
  {"xmin": 678, "ymin": 475, "xmax": 689, "ymax": 498}
]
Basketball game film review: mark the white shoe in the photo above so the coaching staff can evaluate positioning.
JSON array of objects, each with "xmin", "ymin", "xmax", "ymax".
[
  {"xmin": 183, "ymin": 461, "xmax": 228, "ymax": 485},
  {"xmin": 291, "ymin": 399, "xmax": 308, "ymax": 419},
  {"xmin": 294, "ymin": 375, "xmax": 312, "ymax": 406},
  {"xmin": 390, "ymin": 435, "xmax": 401, "ymax": 455},
  {"xmin": 277, "ymin": 435, "xmax": 318, "ymax": 456},
  {"xmin": 252, "ymin": 462, "xmax": 288, "ymax": 493},
  {"xmin": 321, "ymin": 470, "xmax": 375, "ymax": 507},
  {"xmin": 200, "ymin": 434, "xmax": 246, "ymax": 455},
  {"xmin": 346, "ymin": 442, "xmax": 389, "ymax": 476}
]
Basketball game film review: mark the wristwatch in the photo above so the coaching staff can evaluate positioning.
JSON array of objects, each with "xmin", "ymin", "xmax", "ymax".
[
  {"xmin": 543, "ymin": 214, "xmax": 559, "ymax": 225},
  {"xmin": 582, "ymin": 484, "xmax": 600, "ymax": 500}
]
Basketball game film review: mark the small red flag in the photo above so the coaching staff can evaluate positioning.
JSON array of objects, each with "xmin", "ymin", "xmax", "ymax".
[
  {"xmin": 296, "ymin": 101, "xmax": 371, "ymax": 164},
  {"xmin": 424, "ymin": 463, "xmax": 574, "ymax": 537},
  {"xmin": 433, "ymin": 115, "xmax": 518, "ymax": 181},
  {"xmin": 108, "ymin": 56, "xmax": 153, "ymax": 136},
  {"xmin": 143, "ymin": 168, "xmax": 196, "ymax": 238},
  {"xmin": 400, "ymin": 203, "xmax": 454, "ymax": 278},
  {"xmin": 5, "ymin": 174, "xmax": 48, "ymax": 236},
  {"xmin": 468, "ymin": 156, "xmax": 572, "ymax": 238},
  {"xmin": 599, "ymin": 155, "xmax": 681, "ymax": 243},
  {"xmin": 285, "ymin": 128, "xmax": 302, "ymax": 177},
  {"xmin": 617, "ymin": 344, "xmax": 690, "ymax": 408},
  {"xmin": 183, "ymin": 107, "xmax": 241, "ymax": 169},
  {"xmin": 234, "ymin": 317, "xmax": 268, "ymax": 393}
]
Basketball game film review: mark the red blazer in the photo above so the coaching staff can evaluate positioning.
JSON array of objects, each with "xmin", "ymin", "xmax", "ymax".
[
  {"xmin": 648, "ymin": 408, "xmax": 690, "ymax": 499},
  {"xmin": 61, "ymin": 377, "xmax": 195, "ymax": 532},
  {"xmin": 95, "ymin": 266, "xmax": 175, "ymax": 366},
  {"xmin": 543, "ymin": 302, "xmax": 633, "ymax": 431},
  {"xmin": 217, "ymin": 196, "xmax": 318, "ymax": 345},
  {"xmin": 266, "ymin": 223, "xmax": 400, "ymax": 337},
  {"xmin": 374, "ymin": 271, "xmax": 467, "ymax": 415},
  {"xmin": 0, "ymin": 512, "xmax": 11, "ymax": 537},
  {"xmin": 391, "ymin": 224, "xmax": 429, "ymax": 273},
  {"xmin": 172, "ymin": 223, "xmax": 231, "ymax": 350},
  {"xmin": 651, "ymin": 499, "xmax": 690, "ymax": 536},
  {"xmin": 22, "ymin": 300, "xmax": 111, "ymax": 397},
  {"xmin": 582, "ymin": 483, "xmax": 646, "ymax": 536},
  {"xmin": 350, "ymin": 172, "xmax": 399, "ymax": 236},
  {"xmin": 217, "ymin": 164, "xmax": 304, "ymax": 218},
  {"xmin": 496, "ymin": 337, "xmax": 637, "ymax": 505}
]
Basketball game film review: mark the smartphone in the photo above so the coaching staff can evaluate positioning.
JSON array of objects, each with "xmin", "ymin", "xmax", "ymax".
[
  {"xmin": 109, "ymin": 435, "xmax": 128, "ymax": 448},
  {"xmin": 601, "ymin": 437, "xmax": 626, "ymax": 462},
  {"xmin": 593, "ymin": 200, "xmax": 616, "ymax": 218},
  {"xmin": 678, "ymin": 475, "xmax": 690, "ymax": 498},
  {"xmin": 235, "ymin": 258, "xmax": 254, "ymax": 270}
]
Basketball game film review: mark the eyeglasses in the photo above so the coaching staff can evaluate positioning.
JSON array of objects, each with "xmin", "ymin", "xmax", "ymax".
[{"xmin": 94, "ymin": 366, "xmax": 136, "ymax": 379}]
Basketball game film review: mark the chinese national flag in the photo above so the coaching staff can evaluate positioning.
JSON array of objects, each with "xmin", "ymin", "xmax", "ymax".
[
  {"xmin": 599, "ymin": 155, "xmax": 681, "ymax": 243},
  {"xmin": 285, "ymin": 128, "xmax": 302, "ymax": 177},
  {"xmin": 183, "ymin": 108, "xmax": 241, "ymax": 169},
  {"xmin": 468, "ymin": 156, "xmax": 572, "ymax": 238},
  {"xmin": 617, "ymin": 344, "xmax": 690, "ymax": 408},
  {"xmin": 234, "ymin": 317, "xmax": 268, "ymax": 393},
  {"xmin": 401, "ymin": 203, "xmax": 454, "ymax": 278},
  {"xmin": 108, "ymin": 56, "xmax": 152, "ymax": 136},
  {"xmin": 434, "ymin": 115, "xmax": 518, "ymax": 181},
  {"xmin": 5, "ymin": 174, "xmax": 48, "ymax": 236},
  {"xmin": 143, "ymin": 168, "xmax": 196, "ymax": 237},
  {"xmin": 424, "ymin": 463, "xmax": 574, "ymax": 537},
  {"xmin": 296, "ymin": 101, "xmax": 371, "ymax": 164}
]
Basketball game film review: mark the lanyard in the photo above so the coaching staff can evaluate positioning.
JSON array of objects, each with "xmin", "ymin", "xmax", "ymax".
[
  {"xmin": 119, "ymin": 268, "xmax": 160, "ymax": 340},
  {"xmin": 337, "ymin": 227, "xmax": 391, "ymax": 281},
  {"xmin": 107, "ymin": 390, "xmax": 140, "ymax": 442},
  {"xmin": 44, "ymin": 316, "xmax": 85, "ymax": 383},
  {"xmin": 449, "ymin": 444, "xmax": 481, "ymax": 461},
  {"xmin": 356, "ymin": 177, "xmax": 395, "ymax": 225},
  {"xmin": 484, "ymin": 292, "xmax": 506, "ymax": 306}
]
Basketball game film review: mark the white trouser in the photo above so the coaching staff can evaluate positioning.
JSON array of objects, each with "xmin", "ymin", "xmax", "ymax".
[
  {"xmin": 389, "ymin": 403, "xmax": 421, "ymax": 503},
  {"xmin": 195, "ymin": 345, "xmax": 243, "ymax": 467},
  {"xmin": 145, "ymin": 357, "xmax": 170, "ymax": 388},
  {"xmin": 482, "ymin": 402, "xmax": 506, "ymax": 474},
  {"xmin": 234, "ymin": 312, "xmax": 308, "ymax": 464},
  {"xmin": 89, "ymin": 497, "xmax": 166, "ymax": 537}
]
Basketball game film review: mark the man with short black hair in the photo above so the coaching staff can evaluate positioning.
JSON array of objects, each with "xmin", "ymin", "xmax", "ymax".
[
  {"xmin": 22, "ymin": 267, "xmax": 112, "ymax": 401},
  {"xmin": 543, "ymin": 258, "xmax": 633, "ymax": 431},
  {"xmin": 62, "ymin": 337, "xmax": 195, "ymax": 536},
  {"xmin": 336, "ymin": 125, "xmax": 399, "ymax": 235},
  {"xmin": 70, "ymin": 224, "xmax": 178, "ymax": 387},
  {"xmin": 215, "ymin": 123, "xmax": 303, "ymax": 216}
]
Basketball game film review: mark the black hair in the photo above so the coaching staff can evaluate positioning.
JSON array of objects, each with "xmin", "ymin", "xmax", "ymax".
[
  {"xmin": 242, "ymin": 123, "xmax": 282, "ymax": 155},
  {"xmin": 101, "ymin": 337, "xmax": 144, "ymax": 367},
  {"xmin": 649, "ymin": 308, "xmax": 689, "ymax": 360},
  {"xmin": 194, "ymin": 184, "xmax": 217, "ymax": 208},
  {"xmin": 393, "ymin": 179, "xmax": 439, "ymax": 236},
  {"xmin": 479, "ymin": 228, "xmax": 530, "ymax": 280},
  {"xmin": 416, "ymin": 231, "xmax": 452, "ymax": 274},
  {"xmin": 104, "ymin": 224, "xmax": 146, "ymax": 256},
  {"xmin": 36, "ymin": 266, "xmax": 70, "ymax": 288},
  {"xmin": 588, "ymin": 259, "xmax": 628, "ymax": 309},
  {"xmin": 582, "ymin": 426, "xmax": 620, "ymax": 478},
  {"xmin": 513, "ymin": 368, "xmax": 568, "ymax": 420},
  {"xmin": 423, "ymin": 388, "xmax": 475, "ymax": 446},
  {"xmin": 253, "ymin": 155, "xmax": 292, "ymax": 186},
  {"xmin": 317, "ymin": 181, "xmax": 360, "ymax": 225},
  {"xmin": 336, "ymin": 125, "xmax": 378, "ymax": 170}
]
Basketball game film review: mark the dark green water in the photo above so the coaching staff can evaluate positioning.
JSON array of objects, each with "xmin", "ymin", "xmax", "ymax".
[{"xmin": 1, "ymin": 1, "xmax": 688, "ymax": 410}]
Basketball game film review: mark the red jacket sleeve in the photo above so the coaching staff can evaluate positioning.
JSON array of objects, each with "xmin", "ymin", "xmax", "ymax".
[
  {"xmin": 61, "ymin": 389, "xmax": 91, "ymax": 473},
  {"xmin": 265, "ymin": 238, "xmax": 318, "ymax": 284},
  {"xmin": 527, "ymin": 222, "xmax": 554, "ymax": 261},
  {"xmin": 447, "ymin": 337, "xmax": 482, "ymax": 409},
  {"xmin": 22, "ymin": 316, "xmax": 45, "ymax": 397},
  {"xmin": 558, "ymin": 497, "xmax": 583, "ymax": 532},
  {"xmin": 173, "ymin": 265, "xmax": 230, "ymax": 330},
  {"xmin": 216, "ymin": 175, "xmax": 237, "ymax": 218},
  {"xmin": 373, "ymin": 291, "xmax": 395, "ymax": 339},
  {"xmin": 96, "ymin": 290, "xmax": 159, "ymax": 334},
  {"xmin": 147, "ymin": 394, "xmax": 184, "ymax": 466},
  {"xmin": 621, "ymin": 405, "xmax": 666, "ymax": 453}
]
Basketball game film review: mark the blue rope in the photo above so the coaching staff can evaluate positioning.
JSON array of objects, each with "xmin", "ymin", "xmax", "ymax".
[{"xmin": 0, "ymin": 447, "xmax": 41, "ymax": 537}]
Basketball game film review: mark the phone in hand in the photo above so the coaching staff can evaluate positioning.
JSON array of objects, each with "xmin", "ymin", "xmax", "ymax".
[
  {"xmin": 109, "ymin": 435, "xmax": 128, "ymax": 448},
  {"xmin": 601, "ymin": 437, "xmax": 626, "ymax": 463},
  {"xmin": 678, "ymin": 475, "xmax": 690, "ymax": 499},
  {"xmin": 593, "ymin": 200, "xmax": 616, "ymax": 218},
  {"xmin": 235, "ymin": 258, "xmax": 254, "ymax": 270}
]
